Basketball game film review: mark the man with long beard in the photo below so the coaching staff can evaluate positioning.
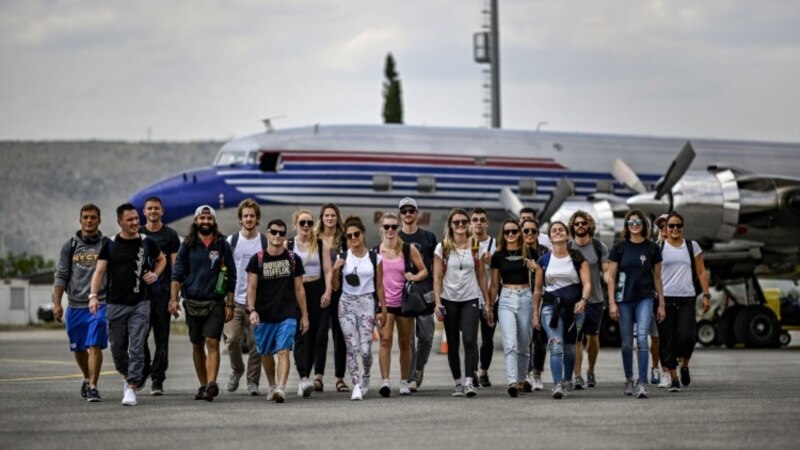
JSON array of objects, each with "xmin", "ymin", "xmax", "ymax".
[{"xmin": 170, "ymin": 205, "xmax": 236, "ymax": 401}]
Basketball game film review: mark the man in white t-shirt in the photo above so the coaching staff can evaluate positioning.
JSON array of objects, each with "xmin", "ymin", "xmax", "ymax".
[
  {"xmin": 470, "ymin": 207, "xmax": 497, "ymax": 387},
  {"xmin": 223, "ymin": 199, "xmax": 266, "ymax": 395}
]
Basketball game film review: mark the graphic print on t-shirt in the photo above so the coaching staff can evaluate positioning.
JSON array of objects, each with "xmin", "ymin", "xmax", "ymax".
[{"xmin": 262, "ymin": 258, "xmax": 292, "ymax": 279}]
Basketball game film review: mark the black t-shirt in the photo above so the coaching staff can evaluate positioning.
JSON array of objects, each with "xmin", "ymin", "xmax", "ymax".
[
  {"xmin": 139, "ymin": 225, "xmax": 180, "ymax": 292},
  {"xmin": 608, "ymin": 239, "xmax": 662, "ymax": 303},
  {"xmin": 398, "ymin": 228, "xmax": 437, "ymax": 284},
  {"xmin": 246, "ymin": 250, "xmax": 305, "ymax": 323},
  {"xmin": 99, "ymin": 235, "xmax": 161, "ymax": 306},
  {"xmin": 490, "ymin": 248, "xmax": 529, "ymax": 285}
]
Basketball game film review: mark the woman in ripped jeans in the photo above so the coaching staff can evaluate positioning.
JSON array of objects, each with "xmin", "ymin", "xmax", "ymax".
[{"xmin": 533, "ymin": 221, "xmax": 591, "ymax": 399}]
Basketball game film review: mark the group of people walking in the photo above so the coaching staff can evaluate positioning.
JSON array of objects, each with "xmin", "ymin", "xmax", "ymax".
[{"xmin": 53, "ymin": 195, "xmax": 709, "ymax": 405}]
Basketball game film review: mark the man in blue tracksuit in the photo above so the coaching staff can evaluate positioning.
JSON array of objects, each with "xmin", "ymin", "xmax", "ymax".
[{"xmin": 170, "ymin": 205, "xmax": 236, "ymax": 402}]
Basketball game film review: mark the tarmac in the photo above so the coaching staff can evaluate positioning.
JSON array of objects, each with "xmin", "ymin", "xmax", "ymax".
[{"xmin": 1, "ymin": 328, "xmax": 799, "ymax": 450}]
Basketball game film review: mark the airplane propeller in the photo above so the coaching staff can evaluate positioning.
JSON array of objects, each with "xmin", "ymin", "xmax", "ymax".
[
  {"xmin": 538, "ymin": 177, "xmax": 575, "ymax": 224},
  {"xmin": 655, "ymin": 141, "xmax": 696, "ymax": 199},
  {"xmin": 500, "ymin": 187, "xmax": 525, "ymax": 219},
  {"xmin": 612, "ymin": 159, "xmax": 648, "ymax": 194}
]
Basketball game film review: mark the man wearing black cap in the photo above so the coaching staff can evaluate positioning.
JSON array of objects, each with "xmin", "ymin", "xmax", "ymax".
[
  {"xmin": 397, "ymin": 197, "xmax": 438, "ymax": 392},
  {"xmin": 170, "ymin": 205, "xmax": 236, "ymax": 401}
]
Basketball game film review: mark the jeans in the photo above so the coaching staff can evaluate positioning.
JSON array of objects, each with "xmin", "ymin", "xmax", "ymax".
[
  {"xmin": 142, "ymin": 289, "xmax": 171, "ymax": 384},
  {"xmin": 442, "ymin": 299, "xmax": 480, "ymax": 381},
  {"xmin": 618, "ymin": 298, "xmax": 654, "ymax": 384},
  {"xmin": 497, "ymin": 288, "xmax": 533, "ymax": 384},
  {"xmin": 540, "ymin": 303, "xmax": 577, "ymax": 385},
  {"xmin": 107, "ymin": 301, "xmax": 151, "ymax": 386},
  {"xmin": 408, "ymin": 313, "xmax": 435, "ymax": 379},
  {"xmin": 657, "ymin": 296, "xmax": 697, "ymax": 370}
]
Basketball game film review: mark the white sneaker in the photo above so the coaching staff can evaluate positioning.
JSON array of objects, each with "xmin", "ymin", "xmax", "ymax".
[
  {"xmin": 272, "ymin": 386, "xmax": 285, "ymax": 403},
  {"xmin": 247, "ymin": 381, "xmax": 260, "ymax": 396},
  {"xmin": 301, "ymin": 380, "xmax": 313, "ymax": 398},
  {"xmin": 399, "ymin": 380, "xmax": 411, "ymax": 395},
  {"xmin": 266, "ymin": 385, "xmax": 276, "ymax": 401},
  {"xmin": 361, "ymin": 375, "xmax": 371, "ymax": 396},
  {"xmin": 552, "ymin": 383, "xmax": 565, "ymax": 399},
  {"xmin": 658, "ymin": 371, "xmax": 671, "ymax": 389},
  {"xmin": 533, "ymin": 377, "xmax": 544, "ymax": 391},
  {"xmin": 351, "ymin": 384, "xmax": 363, "ymax": 401},
  {"xmin": 122, "ymin": 385, "xmax": 137, "ymax": 406},
  {"xmin": 636, "ymin": 383, "xmax": 650, "ymax": 399}
]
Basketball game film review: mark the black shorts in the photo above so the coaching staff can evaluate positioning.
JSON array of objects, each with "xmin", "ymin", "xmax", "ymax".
[
  {"xmin": 184, "ymin": 300, "xmax": 226, "ymax": 345},
  {"xmin": 386, "ymin": 305, "xmax": 415, "ymax": 318},
  {"xmin": 577, "ymin": 302, "xmax": 604, "ymax": 340}
]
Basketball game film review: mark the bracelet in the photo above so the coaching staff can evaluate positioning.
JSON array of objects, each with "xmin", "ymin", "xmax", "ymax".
[
  {"xmin": 225, "ymin": 304, "xmax": 234, "ymax": 309},
  {"xmin": 88, "ymin": 293, "xmax": 98, "ymax": 300}
]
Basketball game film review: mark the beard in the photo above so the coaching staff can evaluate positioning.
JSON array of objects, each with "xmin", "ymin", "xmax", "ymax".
[
  {"xmin": 197, "ymin": 223, "xmax": 217, "ymax": 235},
  {"xmin": 574, "ymin": 228, "xmax": 589, "ymax": 238}
]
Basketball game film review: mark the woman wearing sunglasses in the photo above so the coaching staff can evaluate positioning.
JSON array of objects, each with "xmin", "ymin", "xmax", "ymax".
[
  {"xmin": 521, "ymin": 218, "xmax": 549, "ymax": 392},
  {"xmin": 433, "ymin": 208, "xmax": 490, "ymax": 397},
  {"xmin": 532, "ymin": 221, "xmax": 591, "ymax": 399},
  {"xmin": 313, "ymin": 203, "xmax": 349, "ymax": 393},
  {"xmin": 657, "ymin": 212, "xmax": 710, "ymax": 392},
  {"xmin": 376, "ymin": 212, "xmax": 427, "ymax": 397},
  {"xmin": 607, "ymin": 209, "xmax": 666, "ymax": 399},
  {"xmin": 287, "ymin": 209, "xmax": 332, "ymax": 398},
  {"xmin": 489, "ymin": 219, "xmax": 535, "ymax": 397},
  {"xmin": 331, "ymin": 216, "xmax": 387, "ymax": 400}
]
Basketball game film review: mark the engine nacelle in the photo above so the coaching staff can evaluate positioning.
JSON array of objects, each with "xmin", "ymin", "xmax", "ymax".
[{"xmin": 548, "ymin": 199, "xmax": 617, "ymax": 249}]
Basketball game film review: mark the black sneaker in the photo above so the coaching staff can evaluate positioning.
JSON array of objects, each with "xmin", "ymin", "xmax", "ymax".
[
  {"xmin": 80, "ymin": 380, "xmax": 89, "ymax": 399},
  {"xmin": 680, "ymin": 367, "xmax": 691, "ymax": 386},
  {"xmin": 479, "ymin": 373, "xmax": 491, "ymax": 388},
  {"xmin": 669, "ymin": 379, "xmax": 681, "ymax": 393},
  {"xmin": 205, "ymin": 381, "xmax": 219, "ymax": 401},
  {"xmin": 195, "ymin": 385, "xmax": 207, "ymax": 400},
  {"xmin": 151, "ymin": 380, "xmax": 164, "ymax": 396},
  {"xmin": 86, "ymin": 387, "xmax": 102, "ymax": 402},
  {"xmin": 507, "ymin": 384, "xmax": 518, "ymax": 398}
]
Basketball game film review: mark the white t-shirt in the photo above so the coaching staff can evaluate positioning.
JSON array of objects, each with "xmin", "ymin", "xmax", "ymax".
[
  {"xmin": 543, "ymin": 254, "xmax": 580, "ymax": 292},
  {"xmin": 434, "ymin": 243, "xmax": 485, "ymax": 302},
  {"xmin": 340, "ymin": 250, "xmax": 382, "ymax": 297},
  {"xmin": 227, "ymin": 232, "xmax": 264, "ymax": 305},
  {"xmin": 661, "ymin": 239, "xmax": 702, "ymax": 297}
]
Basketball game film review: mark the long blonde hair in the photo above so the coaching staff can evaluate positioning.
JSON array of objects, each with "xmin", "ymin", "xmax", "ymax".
[
  {"xmin": 441, "ymin": 208, "xmax": 471, "ymax": 255},
  {"xmin": 292, "ymin": 209, "xmax": 318, "ymax": 264}
]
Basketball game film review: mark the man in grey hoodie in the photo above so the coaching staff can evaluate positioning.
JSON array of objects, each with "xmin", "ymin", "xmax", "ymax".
[{"xmin": 54, "ymin": 203, "xmax": 109, "ymax": 402}]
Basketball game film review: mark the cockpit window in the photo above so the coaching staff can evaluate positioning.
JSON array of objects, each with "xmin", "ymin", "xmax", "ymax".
[{"xmin": 214, "ymin": 150, "xmax": 247, "ymax": 166}]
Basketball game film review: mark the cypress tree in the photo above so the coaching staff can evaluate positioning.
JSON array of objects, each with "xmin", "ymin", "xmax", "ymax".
[{"xmin": 382, "ymin": 53, "xmax": 403, "ymax": 124}]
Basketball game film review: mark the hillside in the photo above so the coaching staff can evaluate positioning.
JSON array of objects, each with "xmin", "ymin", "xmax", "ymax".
[{"xmin": 0, "ymin": 141, "xmax": 223, "ymax": 260}]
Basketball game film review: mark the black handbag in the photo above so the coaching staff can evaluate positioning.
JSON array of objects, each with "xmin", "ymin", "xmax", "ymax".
[{"xmin": 401, "ymin": 243, "xmax": 434, "ymax": 316}]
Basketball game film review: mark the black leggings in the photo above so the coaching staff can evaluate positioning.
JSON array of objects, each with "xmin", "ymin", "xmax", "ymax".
[
  {"xmin": 657, "ymin": 296, "xmax": 697, "ymax": 369},
  {"xmin": 442, "ymin": 298, "xmax": 480, "ymax": 381},
  {"xmin": 478, "ymin": 301, "xmax": 498, "ymax": 373},
  {"xmin": 314, "ymin": 289, "xmax": 346, "ymax": 379},
  {"xmin": 294, "ymin": 278, "xmax": 324, "ymax": 378}
]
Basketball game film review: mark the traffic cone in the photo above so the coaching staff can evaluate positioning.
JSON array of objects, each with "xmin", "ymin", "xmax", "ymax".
[{"xmin": 438, "ymin": 331, "xmax": 448, "ymax": 354}]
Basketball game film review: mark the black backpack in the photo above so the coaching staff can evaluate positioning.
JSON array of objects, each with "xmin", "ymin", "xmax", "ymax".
[{"xmin": 230, "ymin": 232, "xmax": 268, "ymax": 251}]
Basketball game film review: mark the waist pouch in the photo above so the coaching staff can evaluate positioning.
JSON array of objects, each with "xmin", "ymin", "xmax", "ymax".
[{"xmin": 184, "ymin": 298, "xmax": 216, "ymax": 317}]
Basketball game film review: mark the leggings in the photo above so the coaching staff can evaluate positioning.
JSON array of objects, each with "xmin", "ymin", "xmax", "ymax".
[
  {"xmin": 338, "ymin": 292, "xmax": 375, "ymax": 386},
  {"xmin": 658, "ymin": 296, "xmax": 697, "ymax": 370},
  {"xmin": 314, "ymin": 289, "xmax": 346, "ymax": 379},
  {"xmin": 294, "ymin": 278, "xmax": 323, "ymax": 378},
  {"xmin": 442, "ymin": 298, "xmax": 480, "ymax": 382}
]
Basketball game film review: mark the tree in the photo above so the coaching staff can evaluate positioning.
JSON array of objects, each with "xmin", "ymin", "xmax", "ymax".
[
  {"xmin": 382, "ymin": 53, "xmax": 403, "ymax": 124},
  {"xmin": 0, "ymin": 252, "xmax": 54, "ymax": 278}
]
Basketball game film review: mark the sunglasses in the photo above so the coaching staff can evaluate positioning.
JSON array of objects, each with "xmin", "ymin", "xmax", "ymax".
[
  {"xmin": 400, "ymin": 208, "xmax": 417, "ymax": 215},
  {"xmin": 573, "ymin": 221, "xmax": 587, "ymax": 227},
  {"xmin": 471, "ymin": 217, "xmax": 487, "ymax": 223},
  {"xmin": 503, "ymin": 229, "xmax": 520, "ymax": 236},
  {"xmin": 452, "ymin": 219, "xmax": 468, "ymax": 227},
  {"xmin": 382, "ymin": 224, "xmax": 399, "ymax": 231},
  {"xmin": 346, "ymin": 231, "xmax": 362, "ymax": 240},
  {"xmin": 298, "ymin": 220, "xmax": 313, "ymax": 227},
  {"xmin": 657, "ymin": 224, "xmax": 665, "ymax": 229},
  {"xmin": 522, "ymin": 228, "xmax": 538, "ymax": 235},
  {"xmin": 667, "ymin": 223, "xmax": 684, "ymax": 229},
  {"xmin": 268, "ymin": 229, "xmax": 287, "ymax": 237},
  {"xmin": 626, "ymin": 220, "xmax": 643, "ymax": 227}
]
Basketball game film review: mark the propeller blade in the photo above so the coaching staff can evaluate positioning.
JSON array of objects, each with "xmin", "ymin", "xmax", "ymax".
[
  {"xmin": 655, "ymin": 141, "xmax": 696, "ymax": 200},
  {"xmin": 538, "ymin": 177, "xmax": 575, "ymax": 223},
  {"xmin": 612, "ymin": 159, "xmax": 648, "ymax": 194},
  {"xmin": 499, "ymin": 187, "xmax": 524, "ymax": 220}
]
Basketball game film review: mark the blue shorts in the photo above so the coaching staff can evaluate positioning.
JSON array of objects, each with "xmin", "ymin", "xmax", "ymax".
[
  {"xmin": 65, "ymin": 305, "xmax": 108, "ymax": 352},
  {"xmin": 253, "ymin": 318, "xmax": 297, "ymax": 355}
]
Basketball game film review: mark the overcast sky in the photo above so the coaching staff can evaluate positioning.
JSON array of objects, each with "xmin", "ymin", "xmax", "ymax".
[{"xmin": 1, "ymin": 0, "xmax": 798, "ymax": 142}]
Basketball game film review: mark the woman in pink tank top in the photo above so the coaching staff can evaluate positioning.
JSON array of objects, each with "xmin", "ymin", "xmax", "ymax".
[{"xmin": 377, "ymin": 212, "xmax": 427, "ymax": 397}]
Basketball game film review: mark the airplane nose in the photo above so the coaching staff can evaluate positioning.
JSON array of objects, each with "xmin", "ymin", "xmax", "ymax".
[{"xmin": 626, "ymin": 192, "xmax": 669, "ymax": 217}]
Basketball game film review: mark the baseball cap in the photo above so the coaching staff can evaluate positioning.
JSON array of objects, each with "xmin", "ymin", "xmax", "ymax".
[
  {"xmin": 654, "ymin": 214, "xmax": 668, "ymax": 226},
  {"xmin": 194, "ymin": 205, "xmax": 216, "ymax": 219},
  {"xmin": 398, "ymin": 197, "xmax": 418, "ymax": 210}
]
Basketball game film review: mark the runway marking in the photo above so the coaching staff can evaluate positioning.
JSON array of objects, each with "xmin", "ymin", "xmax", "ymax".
[
  {"xmin": 0, "ymin": 358, "xmax": 76, "ymax": 366},
  {"xmin": 0, "ymin": 371, "xmax": 117, "ymax": 383}
]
